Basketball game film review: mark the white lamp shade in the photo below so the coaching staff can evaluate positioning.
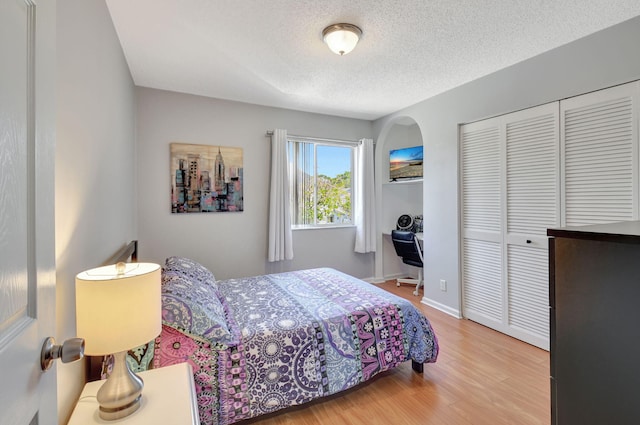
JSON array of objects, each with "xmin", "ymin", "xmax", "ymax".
[
  {"xmin": 76, "ymin": 262, "xmax": 161, "ymax": 355},
  {"xmin": 323, "ymin": 24, "xmax": 362, "ymax": 55}
]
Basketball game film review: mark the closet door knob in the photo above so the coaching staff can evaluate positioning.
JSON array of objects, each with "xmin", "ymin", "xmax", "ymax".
[{"xmin": 526, "ymin": 240, "xmax": 532, "ymax": 244}]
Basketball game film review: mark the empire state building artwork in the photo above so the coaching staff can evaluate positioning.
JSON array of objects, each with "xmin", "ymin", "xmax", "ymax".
[{"xmin": 170, "ymin": 142, "xmax": 244, "ymax": 213}]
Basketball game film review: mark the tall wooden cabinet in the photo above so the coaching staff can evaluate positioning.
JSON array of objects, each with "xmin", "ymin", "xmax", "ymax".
[{"xmin": 548, "ymin": 221, "xmax": 640, "ymax": 425}]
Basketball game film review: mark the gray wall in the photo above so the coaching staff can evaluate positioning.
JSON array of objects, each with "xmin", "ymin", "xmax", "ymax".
[
  {"xmin": 55, "ymin": 0, "xmax": 136, "ymax": 422},
  {"xmin": 50, "ymin": 6, "xmax": 640, "ymax": 421},
  {"xmin": 135, "ymin": 88, "xmax": 374, "ymax": 280},
  {"xmin": 373, "ymin": 16, "xmax": 640, "ymax": 317}
]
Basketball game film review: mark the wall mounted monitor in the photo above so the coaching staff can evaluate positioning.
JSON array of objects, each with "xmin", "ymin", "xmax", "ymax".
[{"xmin": 389, "ymin": 145, "xmax": 423, "ymax": 181}]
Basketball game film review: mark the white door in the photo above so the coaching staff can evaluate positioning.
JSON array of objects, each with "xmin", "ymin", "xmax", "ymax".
[
  {"xmin": 503, "ymin": 103, "xmax": 559, "ymax": 350},
  {"xmin": 0, "ymin": 1, "xmax": 57, "ymax": 424},
  {"xmin": 460, "ymin": 118, "xmax": 504, "ymax": 330},
  {"xmin": 561, "ymin": 81, "xmax": 640, "ymax": 226},
  {"xmin": 461, "ymin": 102, "xmax": 559, "ymax": 350}
]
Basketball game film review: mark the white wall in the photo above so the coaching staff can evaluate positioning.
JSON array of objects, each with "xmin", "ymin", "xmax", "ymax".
[
  {"xmin": 373, "ymin": 16, "xmax": 640, "ymax": 317},
  {"xmin": 135, "ymin": 88, "xmax": 374, "ymax": 280},
  {"xmin": 376, "ymin": 123, "xmax": 424, "ymax": 281},
  {"xmin": 55, "ymin": 0, "xmax": 136, "ymax": 422},
  {"xmin": 379, "ymin": 123, "xmax": 424, "ymax": 228}
]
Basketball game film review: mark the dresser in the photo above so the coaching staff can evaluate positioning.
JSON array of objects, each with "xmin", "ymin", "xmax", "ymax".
[{"xmin": 548, "ymin": 221, "xmax": 640, "ymax": 425}]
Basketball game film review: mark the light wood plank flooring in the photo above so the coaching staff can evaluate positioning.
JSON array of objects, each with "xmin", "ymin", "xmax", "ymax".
[{"xmin": 243, "ymin": 280, "xmax": 550, "ymax": 425}]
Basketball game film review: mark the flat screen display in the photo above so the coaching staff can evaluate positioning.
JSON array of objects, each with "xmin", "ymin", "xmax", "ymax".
[{"xmin": 389, "ymin": 145, "xmax": 423, "ymax": 181}]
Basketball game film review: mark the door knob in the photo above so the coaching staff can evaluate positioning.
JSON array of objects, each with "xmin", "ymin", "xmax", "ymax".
[{"xmin": 40, "ymin": 336, "xmax": 85, "ymax": 371}]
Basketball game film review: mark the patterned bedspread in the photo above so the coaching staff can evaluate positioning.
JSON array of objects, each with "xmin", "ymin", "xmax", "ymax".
[{"xmin": 151, "ymin": 267, "xmax": 439, "ymax": 425}]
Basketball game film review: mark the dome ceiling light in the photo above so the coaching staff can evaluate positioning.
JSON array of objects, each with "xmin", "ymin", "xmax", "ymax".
[{"xmin": 322, "ymin": 23, "xmax": 362, "ymax": 56}]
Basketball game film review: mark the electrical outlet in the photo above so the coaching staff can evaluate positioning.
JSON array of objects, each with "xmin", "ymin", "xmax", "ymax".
[{"xmin": 439, "ymin": 279, "xmax": 447, "ymax": 291}]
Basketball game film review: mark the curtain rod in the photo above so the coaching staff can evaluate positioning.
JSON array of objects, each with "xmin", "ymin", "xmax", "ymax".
[{"xmin": 265, "ymin": 130, "xmax": 361, "ymax": 145}]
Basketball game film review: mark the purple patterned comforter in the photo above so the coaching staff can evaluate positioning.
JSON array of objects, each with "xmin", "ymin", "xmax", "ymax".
[{"xmin": 152, "ymin": 267, "xmax": 438, "ymax": 425}]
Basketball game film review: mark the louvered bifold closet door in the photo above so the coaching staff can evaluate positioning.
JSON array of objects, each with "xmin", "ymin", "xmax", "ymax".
[
  {"xmin": 561, "ymin": 81, "xmax": 640, "ymax": 226},
  {"xmin": 460, "ymin": 119, "xmax": 503, "ymax": 329},
  {"xmin": 505, "ymin": 103, "xmax": 559, "ymax": 350},
  {"xmin": 461, "ymin": 103, "xmax": 559, "ymax": 350}
]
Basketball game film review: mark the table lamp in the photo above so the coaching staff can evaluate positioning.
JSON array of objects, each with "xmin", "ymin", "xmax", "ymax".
[{"xmin": 76, "ymin": 262, "xmax": 161, "ymax": 420}]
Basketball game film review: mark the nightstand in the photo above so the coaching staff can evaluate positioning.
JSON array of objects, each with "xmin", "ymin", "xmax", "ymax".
[{"xmin": 68, "ymin": 362, "xmax": 199, "ymax": 424}]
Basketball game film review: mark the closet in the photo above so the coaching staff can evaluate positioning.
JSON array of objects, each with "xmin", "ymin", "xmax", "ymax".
[{"xmin": 460, "ymin": 81, "xmax": 640, "ymax": 349}]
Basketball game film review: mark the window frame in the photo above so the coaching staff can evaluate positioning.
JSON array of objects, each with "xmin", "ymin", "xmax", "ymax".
[{"xmin": 288, "ymin": 136, "xmax": 357, "ymax": 229}]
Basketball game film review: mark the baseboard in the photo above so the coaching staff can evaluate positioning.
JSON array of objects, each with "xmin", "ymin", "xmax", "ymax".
[
  {"xmin": 364, "ymin": 277, "xmax": 384, "ymax": 284},
  {"xmin": 368, "ymin": 273, "xmax": 405, "ymax": 284},
  {"xmin": 420, "ymin": 296, "xmax": 462, "ymax": 319}
]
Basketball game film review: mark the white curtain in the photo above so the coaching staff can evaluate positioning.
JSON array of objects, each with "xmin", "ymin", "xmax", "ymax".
[
  {"xmin": 268, "ymin": 129, "xmax": 294, "ymax": 261},
  {"xmin": 354, "ymin": 138, "xmax": 376, "ymax": 253}
]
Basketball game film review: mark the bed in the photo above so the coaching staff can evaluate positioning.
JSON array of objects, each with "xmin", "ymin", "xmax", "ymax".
[{"xmin": 108, "ymin": 242, "xmax": 439, "ymax": 425}]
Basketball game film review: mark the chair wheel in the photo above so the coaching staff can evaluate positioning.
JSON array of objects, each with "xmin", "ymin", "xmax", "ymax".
[
  {"xmin": 396, "ymin": 281, "xmax": 400, "ymax": 287},
  {"xmin": 413, "ymin": 291, "xmax": 419, "ymax": 296}
]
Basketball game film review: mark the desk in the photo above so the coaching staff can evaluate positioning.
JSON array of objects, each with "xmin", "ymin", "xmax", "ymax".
[
  {"xmin": 68, "ymin": 363, "xmax": 199, "ymax": 425},
  {"xmin": 383, "ymin": 231, "xmax": 423, "ymax": 241}
]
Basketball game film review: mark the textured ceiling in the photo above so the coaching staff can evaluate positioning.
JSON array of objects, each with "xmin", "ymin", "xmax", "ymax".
[{"xmin": 105, "ymin": 0, "xmax": 640, "ymax": 120}]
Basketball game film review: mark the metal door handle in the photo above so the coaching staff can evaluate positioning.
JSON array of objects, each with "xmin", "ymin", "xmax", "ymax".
[{"xmin": 40, "ymin": 337, "xmax": 85, "ymax": 371}]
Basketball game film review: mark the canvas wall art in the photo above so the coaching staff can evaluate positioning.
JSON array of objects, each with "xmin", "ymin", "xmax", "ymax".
[{"xmin": 170, "ymin": 142, "xmax": 244, "ymax": 213}]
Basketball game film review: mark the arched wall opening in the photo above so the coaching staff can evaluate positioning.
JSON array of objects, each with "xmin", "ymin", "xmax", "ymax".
[{"xmin": 374, "ymin": 116, "xmax": 424, "ymax": 282}]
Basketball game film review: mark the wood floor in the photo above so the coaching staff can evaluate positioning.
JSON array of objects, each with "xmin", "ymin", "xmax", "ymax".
[{"xmin": 243, "ymin": 280, "xmax": 550, "ymax": 425}]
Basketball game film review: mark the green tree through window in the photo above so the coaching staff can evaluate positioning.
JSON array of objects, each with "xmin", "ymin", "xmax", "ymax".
[{"xmin": 289, "ymin": 140, "xmax": 353, "ymax": 226}]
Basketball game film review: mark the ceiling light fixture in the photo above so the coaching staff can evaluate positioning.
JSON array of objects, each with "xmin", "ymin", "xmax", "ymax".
[{"xmin": 322, "ymin": 23, "xmax": 362, "ymax": 56}]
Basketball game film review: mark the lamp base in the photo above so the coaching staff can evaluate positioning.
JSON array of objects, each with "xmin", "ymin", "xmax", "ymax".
[
  {"xmin": 97, "ymin": 350, "xmax": 144, "ymax": 421},
  {"xmin": 99, "ymin": 394, "xmax": 142, "ymax": 421}
]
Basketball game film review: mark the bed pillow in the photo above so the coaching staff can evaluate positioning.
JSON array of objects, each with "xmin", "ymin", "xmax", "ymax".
[
  {"xmin": 161, "ymin": 271, "xmax": 233, "ymax": 345},
  {"xmin": 164, "ymin": 256, "xmax": 217, "ymax": 290}
]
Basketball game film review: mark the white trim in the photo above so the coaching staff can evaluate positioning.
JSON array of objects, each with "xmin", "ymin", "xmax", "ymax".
[
  {"xmin": 421, "ymin": 297, "xmax": 462, "ymax": 319},
  {"xmin": 291, "ymin": 224, "xmax": 355, "ymax": 231},
  {"xmin": 382, "ymin": 272, "xmax": 406, "ymax": 281},
  {"xmin": 287, "ymin": 134, "xmax": 360, "ymax": 147},
  {"xmin": 362, "ymin": 277, "xmax": 384, "ymax": 284},
  {"xmin": 382, "ymin": 178, "xmax": 423, "ymax": 185}
]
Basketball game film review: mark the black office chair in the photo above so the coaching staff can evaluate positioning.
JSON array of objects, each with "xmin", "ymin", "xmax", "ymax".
[{"xmin": 391, "ymin": 230, "xmax": 424, "ymax": 296}]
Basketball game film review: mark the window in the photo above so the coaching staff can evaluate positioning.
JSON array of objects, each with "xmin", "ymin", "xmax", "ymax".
[{"xmin": 288, "ymin": 138, "xmax": 354, "ymax": 227}]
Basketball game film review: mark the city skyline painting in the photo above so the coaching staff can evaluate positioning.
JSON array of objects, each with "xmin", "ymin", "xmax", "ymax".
[{"xmin": 170, "ymin": 142, "xmax": 244, "ymax": 213}]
